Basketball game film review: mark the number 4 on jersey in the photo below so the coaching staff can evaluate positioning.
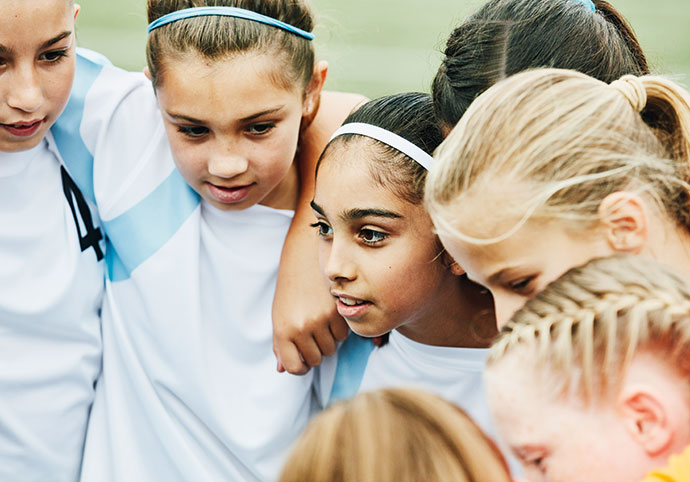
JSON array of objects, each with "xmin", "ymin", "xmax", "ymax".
[{"xmin": 60, "ymin": 166, "xmax": 104, "ymax": 261}]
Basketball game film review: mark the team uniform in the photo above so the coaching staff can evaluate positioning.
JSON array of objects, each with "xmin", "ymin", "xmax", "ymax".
[
  {"xmin": 317, "ymin": 331, "xmax": 493, "ymax": 431},
  {"xmin": 317, "ymin": 331, "xmax": 522, "ymax": 474},
  {"xmin": 0, "ymin": 51, "xmax": 106, "ymax": 482},
  {"xmin": 52, "ymin": 56, "xmax": 317, "ymax": 482}
]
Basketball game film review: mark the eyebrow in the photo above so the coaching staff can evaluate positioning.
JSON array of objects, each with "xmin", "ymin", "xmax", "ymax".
[
  {"xmin": 310, "ymin": 201, "xmax": 402, "ymax": 221},
  {"xmin": 166, "ymin": 105, "xmax": 286, "ymax": 125},
  {"xmin": 0, "ymin": 31, "xmax": 73, "ymax": 56},
  {"xmin": 239, "ymin": 106, "xmax": 285, "ymax": 123},
  {"xmin": 40, "ymin": 31, "xmax": 72, "ymax": 50}
]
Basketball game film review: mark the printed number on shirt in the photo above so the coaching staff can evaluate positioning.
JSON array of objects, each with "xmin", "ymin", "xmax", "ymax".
[{"xmin": 60, "ymin": 166, "xmax": 104, "ymax": 261}]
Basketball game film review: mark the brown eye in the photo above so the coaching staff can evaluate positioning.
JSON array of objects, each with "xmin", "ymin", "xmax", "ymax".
[
  {"xmin": 360, "ymin": 229, "xmax": 387, "ymax": 245},
  {"xmin": 310, "ymin": 221, "xmax": 333, "ymax": 238},
  {"xmin": 177, "ymin": 125, "xmax": 209, "ymax": 138}
]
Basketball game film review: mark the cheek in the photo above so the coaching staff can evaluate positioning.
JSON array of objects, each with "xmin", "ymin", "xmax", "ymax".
[
  {"xmin": 46, "ymin": 60, "xmax": 76, "ymax": 119},
  {"xmin": 316, "ymin": 238, "xmax": 331, "ymax": 279}
]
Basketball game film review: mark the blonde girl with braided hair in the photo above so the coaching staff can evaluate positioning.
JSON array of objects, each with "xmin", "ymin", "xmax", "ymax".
[
  {"xmin": 484, "ymin": 254, "xmax": 690, "ymax": 482},
  {"xmin": 425, "ymin": 68, "xmax": 690, "ymax": 327}
]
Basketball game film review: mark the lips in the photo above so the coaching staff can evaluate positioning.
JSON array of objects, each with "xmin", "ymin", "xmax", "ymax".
[
  {"xmin": 2, "ymin": 119, "xmax": 43, "ymax": 138},
  {"xmin": 333, "ymin": 293, "xmax": 372, "ymax": 318},
  {"xmin": 207, "ymin": 183, "xmax": 252, "ymax": 204}
]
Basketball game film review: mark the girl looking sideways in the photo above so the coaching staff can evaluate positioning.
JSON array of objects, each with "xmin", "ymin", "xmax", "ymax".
[{"xmin": 311, "ymin": 93, "xmax": 499, "ymax": 446}]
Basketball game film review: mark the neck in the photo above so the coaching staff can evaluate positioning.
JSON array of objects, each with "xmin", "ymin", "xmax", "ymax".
[
  {"xmin": 647, "ymin": 221, "xmax": 690, "ymax": 281},
  {"xmin": 396, "ymin": 274, "xmax": 497, "ymax": 348}
]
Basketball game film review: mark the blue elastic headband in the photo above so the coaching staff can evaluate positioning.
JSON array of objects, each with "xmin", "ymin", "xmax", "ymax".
[
  {"xmin": 146, "ymin": 6, "xmax": 315, "ymax": 40},
  {"xmin": 574, "ymin": 0, "xmax": 596, "ymax": 12}
]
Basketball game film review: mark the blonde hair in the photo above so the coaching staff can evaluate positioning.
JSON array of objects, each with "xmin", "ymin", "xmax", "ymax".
[
  {"xmin": 488, "ymin": 255, "xmax": 690, "ymax": 403},
  {"xmin": 279, "ymin": 388, "xmax": 511, "ymax": 482},
  {"xmin": 425, "ymin": 68, "xmax": 690, "ymax": 245}
]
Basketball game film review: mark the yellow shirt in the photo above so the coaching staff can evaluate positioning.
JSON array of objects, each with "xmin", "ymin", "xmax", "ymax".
[{"xmin": 642, "ymin": 446, "xmax": 690, "ymax": 482}]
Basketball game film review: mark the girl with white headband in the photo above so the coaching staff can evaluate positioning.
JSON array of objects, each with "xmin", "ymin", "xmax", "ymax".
[
  {"xmin": 47, "ymin": 1, "xmax": 364, "ymax": 480},
  {"xmin": 308, "ymin": 93, "xmax": 507, "ymax": 461}
]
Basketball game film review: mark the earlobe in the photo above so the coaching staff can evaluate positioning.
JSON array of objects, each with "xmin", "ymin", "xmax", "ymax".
[
  {"xmin": 598, "ymin": 191, "xmax": 648, "ymax": 253},
  {"xmin": 618, "ymin": 387, "xmax": 672, "ymax": 456},
  {"xmin": 143, "ymin": 66, "xmax": 152, "ymax": 81},
  {"xmin": 449, "ymin": 261, "xmax": 465, "ymax": 276}
]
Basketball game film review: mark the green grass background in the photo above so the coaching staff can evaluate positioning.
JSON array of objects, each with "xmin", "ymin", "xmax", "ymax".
[{"xmin": 76, "ymin": 0, "xmax": 690, "ymax": 99}]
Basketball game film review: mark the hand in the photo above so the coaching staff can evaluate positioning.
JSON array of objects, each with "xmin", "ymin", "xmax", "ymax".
[{"xmin": 272, "ymin": 283, "xmax": 350, "ymax": 374}]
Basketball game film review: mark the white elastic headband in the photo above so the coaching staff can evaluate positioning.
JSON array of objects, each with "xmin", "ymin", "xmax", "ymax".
[{"xmin": 329, "ymin": 122, "xmax": 435, "ymax": 171}]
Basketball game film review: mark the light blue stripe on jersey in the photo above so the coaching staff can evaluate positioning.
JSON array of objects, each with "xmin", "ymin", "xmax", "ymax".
[
  {"xmin": 328, "ymin": 333, "xmax": 375, "ymax": 405},
  {"xmin": 51, "ymin": 51, "xmax": 106, "ymax": 205},
  {"xmin": 104, "ymin": 169, "xmax": 200, "ymax": 282}
]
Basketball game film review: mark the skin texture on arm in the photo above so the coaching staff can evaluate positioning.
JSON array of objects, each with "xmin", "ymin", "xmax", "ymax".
[{"xmin": 273, "ymin": 85, "xmax": 368, "ymax": 374}]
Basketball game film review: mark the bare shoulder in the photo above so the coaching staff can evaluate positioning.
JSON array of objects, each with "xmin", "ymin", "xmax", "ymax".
[{"xmin": 302, "ymin": 91, "xmax": 369, "ymax": 154}]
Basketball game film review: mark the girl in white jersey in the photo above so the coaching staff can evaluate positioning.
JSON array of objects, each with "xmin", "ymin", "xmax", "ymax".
[
  {"xmin": 0, "ymin": 1, "xmax": 104, "ymax": 480},
  {"xmin": 310, "ymin": 93, "xmax": 501, "ymax": 444},
  {"xmin": 51, "ymin": 1, "xmax": 363, "ymax": 481}
]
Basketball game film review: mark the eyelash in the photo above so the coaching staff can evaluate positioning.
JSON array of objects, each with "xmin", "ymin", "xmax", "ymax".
[
  {"xmin": 40, "ymin": 49, "xmax": 69, "ymax": 63},
  {"xmin": 359, "ymin": 228, "xmax": 388, "ymax": 245},
  {"xmin": 177, "ymin": 125, "xmax": 209, "ymax": 138},
  {"xmin": 508, "ymin": 276, "xmax": 536, "ymax": 294},
  {"xmin": 310, "ymin": 223, "xmax": 389, "ymax": 246},
  {"xmin": 310, "ymin": 221, "xmax": 333, "ymax": 239},
  {"xmin": 247, "ymin": 123, "xmax": 275, "ymax": 135}
]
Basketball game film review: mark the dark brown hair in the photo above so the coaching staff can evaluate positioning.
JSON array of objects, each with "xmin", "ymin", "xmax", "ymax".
[
  {"xmin": 433, "ymin": 0, "xmax": 649, "ymax": 128},
  {"xmin": 318, "ymin": 92, "xmax": 444, "ymax": 205}
]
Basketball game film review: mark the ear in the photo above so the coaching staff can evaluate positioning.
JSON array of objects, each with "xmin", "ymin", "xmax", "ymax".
[
  {"xmin": 74, "ymin": 4, "xmax": 80, "ymax": 20},
  {"xmin": 449, "ymin": 260, "xmax": 465, "ymax": 276},
  {"xmin": 303, "ymin": 60, "xmax": 328, "ymax": 118},
  {"xmin": 143, "ymin": 66, "xmax": 152, "ymax": 81},
  {"xmin": 441, "ymin": 251, "xmax": 465, "ymax": 275},
  {"xmin": 617, "ymin": 386, "xmax": 673, "ymax": 457},
  {"xmin": 598, "ymin": 191, "xmax": 648, "ymax": 254}
]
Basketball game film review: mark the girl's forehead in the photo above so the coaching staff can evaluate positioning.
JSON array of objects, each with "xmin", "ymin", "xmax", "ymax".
[{"xmin": 0, "ymin": 0, "xmax": 74, "ymax": 49}]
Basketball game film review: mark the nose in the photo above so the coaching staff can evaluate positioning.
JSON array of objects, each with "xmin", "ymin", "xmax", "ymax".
[
  {"xmin": 324, "ymin": 238, "xmax": 357, "ymax": 283},
  {"xmin": 6, "ymin": 63, "xmax": 44, "ymax": 113},
  {"xmin": 207, "ymin": 140, "xmax": 249, "ymax": 179},
  {"xmin": 494, "ymin": 294, "xmax": 528, "ymax": 330}
]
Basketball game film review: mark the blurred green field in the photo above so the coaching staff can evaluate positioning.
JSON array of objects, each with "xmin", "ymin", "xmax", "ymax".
[{"xmin": 76, "ymin": 0, "xmax": 690, "ymax": 98}]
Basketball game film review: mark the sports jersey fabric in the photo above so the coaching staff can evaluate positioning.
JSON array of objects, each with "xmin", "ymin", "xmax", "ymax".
[
  {"xmin": 52, "ymin": 55, "xmax": 317, "ymax": 482},
  {"xmin": 1, "ymin": 61, "xmax": 105, "ymax": 480}
]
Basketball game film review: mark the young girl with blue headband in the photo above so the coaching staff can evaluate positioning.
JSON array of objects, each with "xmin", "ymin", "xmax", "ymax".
[
  {"xmin": 0, "ymin": 1, "xmax": 109, "ymax": 480},
  {"xmin": 47, "ymin": 1, "xmax": 364, "ymax": 480},
  {"xmin": 308, "ymin": 93, "xmax": 510, "ymax": 466}
]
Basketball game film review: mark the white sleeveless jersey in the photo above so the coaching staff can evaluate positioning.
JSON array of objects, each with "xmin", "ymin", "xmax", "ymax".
[
  {"xmin": 51, "ymin": 59, "xmax": 317, "ymax": 482},
  {"xmin": 0, "ymin": 55, "xmax": 106, "ymax": 481}
]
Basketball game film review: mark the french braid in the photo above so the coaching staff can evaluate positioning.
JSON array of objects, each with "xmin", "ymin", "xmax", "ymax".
[{"xmin": 488, "ymin": 255, "xmax": 690, "ymax": 402}]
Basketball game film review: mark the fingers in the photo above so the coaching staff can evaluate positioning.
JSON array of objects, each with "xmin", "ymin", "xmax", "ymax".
[
  {"xmin": 274, "ymin": 338, "xmax": 309, "ymax": 375},
  {"xmin": 294, "ymin": 334, "xmax": 323, "ymax": 369},
  {"xmin": 329, "ymin": 316, "xmax": 350, "ymax": 342},
  {"xmin": 313, "ymin": 325, "xmax": 338, "ymax": 358}
]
